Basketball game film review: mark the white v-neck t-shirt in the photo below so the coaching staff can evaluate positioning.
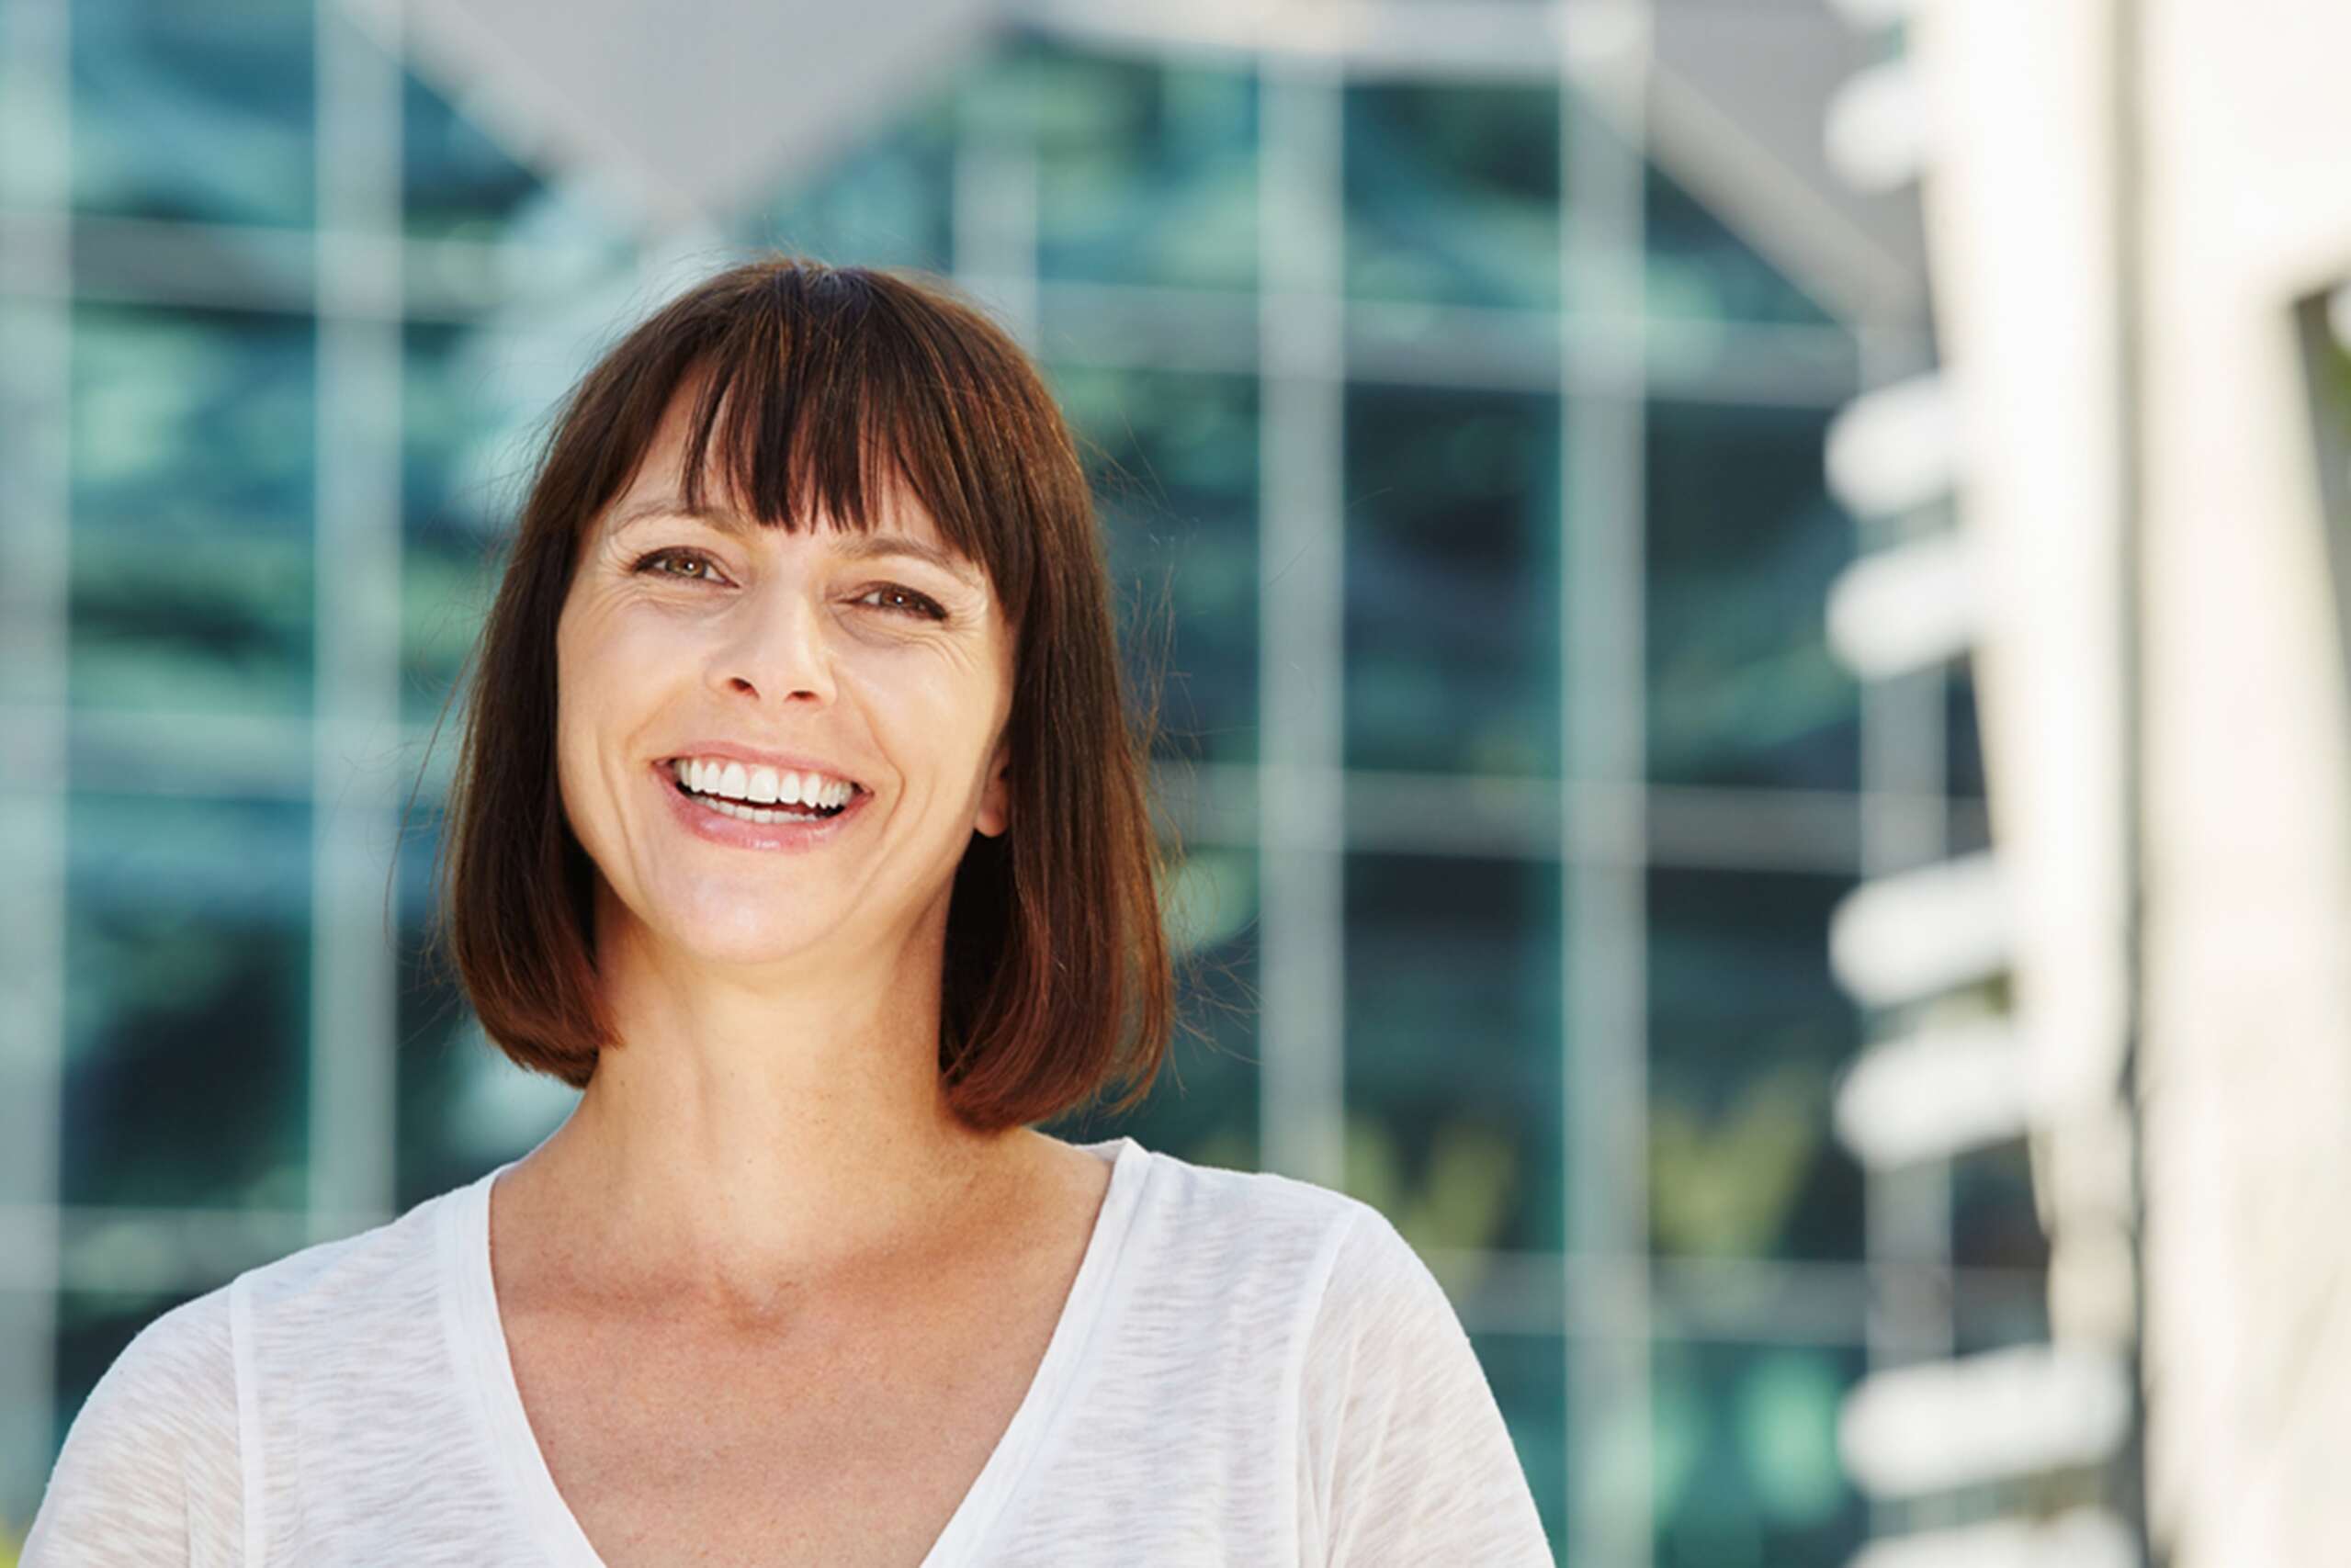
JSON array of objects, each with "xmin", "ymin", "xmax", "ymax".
[{"xmin": 23, "ymin": 1134, "xmax": 1555, "ymax": 1565}]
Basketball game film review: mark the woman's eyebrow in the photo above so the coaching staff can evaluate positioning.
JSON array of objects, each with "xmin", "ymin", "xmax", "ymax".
[
  {"xmin": 831, "ymin": 533, "xmax": 983, "ymax": 591},
  {"xmin": 609, "ymin": 498, "xmax": 981, "ymax": 590}
]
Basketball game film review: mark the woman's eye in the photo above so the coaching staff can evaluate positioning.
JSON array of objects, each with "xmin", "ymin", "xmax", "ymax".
[
  {"xmin": 632, "ymin": 547, "xmax": 721, "ymax": 583},
  {"xmin": 858, "ymin": 583, "xmax": 948, "ymax": 620},
  {"xmin": 630, "ymin": 551, "xmax": 943, "ymax": 621}
]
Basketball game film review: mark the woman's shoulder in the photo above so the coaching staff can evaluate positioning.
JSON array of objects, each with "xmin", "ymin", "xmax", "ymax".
[
  {"xmin": 229, "ymin": 1176, "xmax": 461, "ymax": 1318},
  {"xmin": 54, "ymin": 1176, "xmax": 469, "ymax": 1427},
  {"xmin": 22, "ymin": 1284, "xmax": 242, "ymax": 1562},
  {"xmin": 1115, "ymin": 1138, "xmax": 1385, "ymax": 1302},
  {"xmin": 85, "ymin": 1279, "xmax": 240, "ymax": 1401}
]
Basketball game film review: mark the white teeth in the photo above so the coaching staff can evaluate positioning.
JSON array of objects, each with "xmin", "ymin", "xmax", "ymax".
[
  {"xmin": 695, "ymin": 794, "xmax": 832, "ymax": 826},
  {"xmin": 668, "ymin": 757, "xmax": 858, "ymax": 809}
]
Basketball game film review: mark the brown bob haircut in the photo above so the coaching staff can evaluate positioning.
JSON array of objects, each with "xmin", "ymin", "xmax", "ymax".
[{"xmin": 419, "ymin": 254, "xmax": 1191, "ymax": 1132}]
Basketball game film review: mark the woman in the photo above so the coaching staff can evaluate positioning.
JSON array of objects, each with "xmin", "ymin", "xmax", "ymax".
[{"xmin": 24, "ymin": 256, "xmax": 1554, "ymax": 1565}]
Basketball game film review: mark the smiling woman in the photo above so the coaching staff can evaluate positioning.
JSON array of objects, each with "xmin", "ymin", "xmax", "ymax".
[
  {"xmin": 449, "ymin": 256, "xmax": 1168, "ymax": 1122},
  {"xmin": 21, "ymin": 254, "xmax": 1554, "ymax": 1568}
]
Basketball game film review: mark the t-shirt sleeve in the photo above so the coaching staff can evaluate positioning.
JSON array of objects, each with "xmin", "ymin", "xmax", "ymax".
[
  {"xmin": 1298, "ymin": 1205, "xmax": 1554, "ymax": 1566},
  {"xmin": 20, "ymin": 1287, "xmax": 243, "ymax": 1567}
]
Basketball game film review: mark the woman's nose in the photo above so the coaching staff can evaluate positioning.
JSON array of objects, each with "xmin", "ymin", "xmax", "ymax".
[{"xmin": 712, "ymin": 581, "xmax": 837, "ymax": 706}]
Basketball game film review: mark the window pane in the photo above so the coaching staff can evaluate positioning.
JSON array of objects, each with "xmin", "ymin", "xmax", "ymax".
[
  {"xmin": 400, "ymin": 62, "xmax": 629, "ymax": 259},
  {"xmin": 1646, "ymin": 867, "xmax": 1861, "ymax": 1262},
  {"xmin": 1346, "ymin": 82, "xmax": 1559, "ymax": 312},
  {"xmin": 1947, "ymin": 656, "xmax": 1986, "ymax": 800},
  {"xmin": 1053, "ymin": 361, "xmax": 1261, "ymax": 770},
  {"xmin": 1645, "ymin": 164, "xmax": 1837, "ymax": 328},
  {"xmin": 743, "ymin": 88, "xmax": 956, "ymax": 273},
  {"xmin": 62, "ymin": 792, "xmax": 311, "ymax": 1210},
  {"xmin": 1344, "ymin": 852, "xmax": 1563, "ymax": 1255},
  {"xmin": 1346, "ymin": 383, "xmax": 1563, "ymax": 778},
  {"xmin": 401, "ymin": 318, "xmax": 503, "ymax": 730},
  {"xmin": 1651, "ymin": 1337, "xmax": 1866, "ymax": 1568},
  {"xmin": 1003, "ymin": 39, "xmax": 1258, "ymax": 294},
  {"xmin": 70, "ymin": 302, "xmax": 315, "ymax": 717},
  {"xmin": 1646, "ymin": 398, "xmax": 1857, "ymax": 791},
  {"xmin": 1951, "ymin": 1137, "xmax": 2050, "ymax": 1275},
  {"xmin": 70, "ymin": 0, "xmax": 313, "ymax": 228}
]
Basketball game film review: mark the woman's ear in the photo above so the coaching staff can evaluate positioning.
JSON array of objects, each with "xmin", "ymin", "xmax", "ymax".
[{"xmin": 975, "ymin": 736, "xmax": 1012, "ymax": 839}]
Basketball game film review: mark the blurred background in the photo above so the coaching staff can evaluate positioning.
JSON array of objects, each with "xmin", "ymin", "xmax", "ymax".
[{"xmin": 28, "ymin": 0, "xmax": 2337, "ymax": 1563}]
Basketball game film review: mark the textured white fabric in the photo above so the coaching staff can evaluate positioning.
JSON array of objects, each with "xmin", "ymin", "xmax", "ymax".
[{"xmin": 23, "ymin": 1134, "xmax": 1554, "ymax": 1565}]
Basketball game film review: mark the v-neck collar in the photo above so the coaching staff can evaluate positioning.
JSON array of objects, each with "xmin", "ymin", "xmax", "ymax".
[{"xmin": 436, "ymin": 1134, "xmax": 1150, "ymax": 1567}]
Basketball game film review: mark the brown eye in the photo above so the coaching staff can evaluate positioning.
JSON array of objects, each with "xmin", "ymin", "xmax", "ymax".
[
  {"xmin": 633, "ymin": 547, "xmax": 718, "ymax": 582},
  {"xmin": 857, "ymin": 583, "xmax": 948, "ymax": 620}
]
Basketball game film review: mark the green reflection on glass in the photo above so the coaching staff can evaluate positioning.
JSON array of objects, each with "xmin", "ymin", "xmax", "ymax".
[
  {"xmin": 62, "ymin": 792, "xmax": 311, "ymax": 1211},
  {"xmin": 1343, "ymin": 853, "xmax": 1563, "ymax": 1254},
  {"xmin": 743, "ymin": 87, "xmax": 956, "ymax": 272},
  {"xmin": 1006, "ymin": 39, "xmax": 1258, "ymax": 293},
  {"xmin": 1052, "ymin": 360, "xmax": 1261, "ymax": 768},
  {"xmin": 1735, "ymin": 1350, "xmax": 1845, "ymax": 1526},
  {"xmin": 1645, "ymin": 164, "xmax": 1836, "ymax": 327},
  {"xmin": 70, "ymin": 0, "xmax": 315, "ymax": 227},
  {"xmin": 1345, "ymin": 81, "xmax": 1559, "ymax": 311},
  {"xmin": 1345, "ymin": 382, "xmax": 1562, "ymax": 778},
  {"xmin": 1645, "ymin": 398, "xmax": 1857, "ymax": 791},
  {"xmin": 1646, "ymin": 867, "xmax": 1860, "ymax": 1263},
  {"xmin": 70, "ymin": 301, "xmax": 315, "ymax": 716}
]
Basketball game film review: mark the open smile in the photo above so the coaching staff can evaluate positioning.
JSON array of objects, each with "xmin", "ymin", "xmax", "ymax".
[{"xmin": 652, "ymin": 760, "xmax": 874, "ymax": 852}]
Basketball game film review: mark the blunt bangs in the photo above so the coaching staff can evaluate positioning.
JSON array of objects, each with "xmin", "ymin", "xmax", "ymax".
[{"xmin": 646, "ymin": 266, "xmax": 1043, "ymax": 637}]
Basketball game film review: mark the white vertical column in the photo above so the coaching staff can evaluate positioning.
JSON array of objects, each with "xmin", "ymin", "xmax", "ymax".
[
  {"xmin": 952, "ymin": 72, "xmax": 1040, "ymax": 355},
  {"xmin": 308, "ymin": 0, "xmax": 406, "ymax": 1236},
  {"xmin": 1852, "ymin": 321, "xmax": 1954, "ymax": 1544},
  {"xmin": 1256, "ymin": 51, "xmax": 1347, "ymax": 1186},
  {"xmin": 1563, "ymin": 2, "xmax": 1653, "ymax": 1562},
  {"xmin": 0, "ymin": 0, "xmax": 73, "ymax": 1517}
]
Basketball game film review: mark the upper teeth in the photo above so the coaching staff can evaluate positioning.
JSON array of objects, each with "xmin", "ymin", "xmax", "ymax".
[{"xmin": 672, "ymin": 758, "xmax": 858, "ymax": 809}]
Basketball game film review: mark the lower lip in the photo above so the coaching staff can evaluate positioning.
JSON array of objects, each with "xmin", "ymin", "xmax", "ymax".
[{"xmin": 653, "ymin": 762, "xmax": 872, "ymax": 852}]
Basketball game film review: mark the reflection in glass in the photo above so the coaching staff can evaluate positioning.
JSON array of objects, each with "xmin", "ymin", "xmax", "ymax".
[
  {"xmin": 1946, "ymin": 656, "xmax": 1986, "ymax": 801},
  {"xmin": 1651, "ymin": 1337, "xmax": 1866, "ymax": 1568},
  {"xmin": 401, "ymin": 63, "xmax": 543, "ymax": 241},
  {"xmin": 1645, "ymin": 164, "xmax": 1837, "ymax": 327},
  {"xmin": 1344, "ymin": 853, "xmax": 1563, "ymax": 1256},
  {"xmin": 741, "ymin": 87, "xmax": 957, "ymax": 274},
  {"xmin": 1052, "ymin": 362, "xmax": 1261, "ymax": 769},
  {"xmin": 62, "ymin": 792, "xmax": 311, "ymax": 1211},
  {"xmin": 1346, "ymin": 383, "xmax": 1563, "ymax": 779},
  {"xmin": 1646, "ymin": 867, "xmax": 1862, "ymax": 1262},
  {"xmin": 70, "ymin": 302, "xmax": 316, "ymax": 717},
  {"xmin": 401, "ymin": 62, "xmax": 630, "ymax": 254},
  {"xmin": 401, "ymin": 319, "xmax": 509, "ymax": 729},
  {"xmin": 1950, "ymin": 1136, "xmax": 2051, "ymax": 1275},
  {"xmin": 1646, "ymin": 398, "xmax": 1858, "ymax": 791},
  {"xmin": 1003, "ymin": 39, "xmax": 1258, "ymax": 294},
  {"xmin": 1345, "ymin": 81, "xmax": 1559, "ymax": 312},
  {"xmin": 69, "ymin": 0, "xmax": 315, "ymax": 228}
]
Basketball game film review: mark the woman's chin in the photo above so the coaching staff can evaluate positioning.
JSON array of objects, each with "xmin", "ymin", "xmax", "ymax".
[{"xmin": 616, "ymin": 889, "xmax": 842, "ymax": 964}]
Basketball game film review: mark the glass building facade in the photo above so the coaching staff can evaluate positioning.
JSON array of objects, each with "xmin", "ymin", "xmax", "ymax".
[{"xmin": 0, "ymin": 2, "xmax": 2038, "ymax": 1562}]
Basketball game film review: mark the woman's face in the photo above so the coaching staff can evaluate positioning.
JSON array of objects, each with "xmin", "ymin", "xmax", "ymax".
[{"xmin": 553, "ymin": 378, "xmax": 1013, "ymax": 971}]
